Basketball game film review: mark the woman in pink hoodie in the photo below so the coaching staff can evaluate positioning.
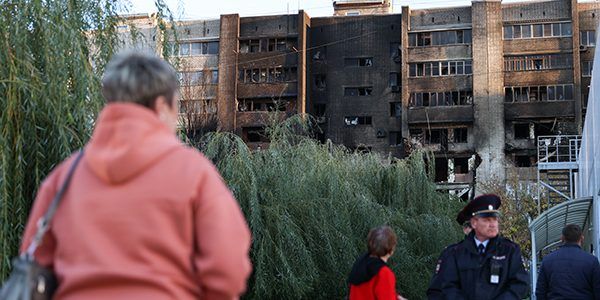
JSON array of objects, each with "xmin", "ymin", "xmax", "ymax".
[{"xmin": 20, "ymin": 52, "xmax": 252, "ymax": 299}]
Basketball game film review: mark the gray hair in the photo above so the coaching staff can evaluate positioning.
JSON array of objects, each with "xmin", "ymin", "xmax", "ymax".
[{"xmin": 101, "ymin": 51, "xmax": 179, "ymax": 108}]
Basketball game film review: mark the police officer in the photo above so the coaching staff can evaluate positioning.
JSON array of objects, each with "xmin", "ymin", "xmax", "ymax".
[
  {"xmin": 426, "ymin": 208, "xmax": 473, "ymax": 299},
  {"xmin": 439, "ymin": 194, "xmax": 530, "ymax": 299}
]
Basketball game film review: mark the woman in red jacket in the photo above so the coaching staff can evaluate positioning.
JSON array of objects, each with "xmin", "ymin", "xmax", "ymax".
[{"xmin": 348, "ymin": 226, "xmax": 407, "ymax": 300}]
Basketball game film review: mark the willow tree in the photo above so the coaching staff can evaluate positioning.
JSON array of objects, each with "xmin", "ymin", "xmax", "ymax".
[
  {"xmin": 199, "ymin": 116, "xmax": 464, "ymax": 299},
  {"xmin": 0, "ymin": 0, "xmax": 176, "ymax": 279}
]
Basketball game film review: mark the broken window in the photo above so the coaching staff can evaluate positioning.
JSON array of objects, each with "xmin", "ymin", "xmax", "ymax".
[
  {"xmin": 345, "ymin": 87, "xmax": 373, "ymax": 96},
  {"xmin": 284, "ymin": 67, "xmax": 297, "ymax": 81},
  {"xmin": 242, "ymin": 127, "xmax": 269, "ymax": 143},
  {"xmin": 359, "ymin": 58, "xmax": 373, "ymax": 66},
  {"xmin": 390, "ymin": 102, "xmax": 401, "ymax": 118},
  {"xmin": 514, "ymin": 123, "xmax": 530, "ymax": 139},
  {"xmin": 389, "ymin": 131, "xmax": 402, "ymax": 146},
  {"xmin": 312, "ymin": 47, "xmax": 326, "ymax": 61},
  {"xmin": 390, "ymin": 42, "xmax": 400, "ymax": 58},
  {"xmin": 389, "ymin": 73, "xmax": 399, "ymax": 87},
  {"xmin": 315, "ymin": 74, "xmax": 326, "ymax": 89},
  {"xmin": 426, "ymin": 129, "xmax": 447, "ymax": 144},
  {"xmin": 358, "ymin": 87, "xmax": 372, "ymax": 96},
  {"xmin": 453, "ymin": 128, "xmax": 468, "ymax": 143},
  {"xmin": 419, "ymin": 32, "xmax": 431, "ymax": 46},
  {"xmin": 249, "ymin": 39, "xmax": 260, "ymax": 53},
  {"xmin": 314, "ymin": 103, "xmax": 326, "ymax": 117},
  {"xmin": 344, "ymin": 116, "xmax": 372, "ymax": 126},
  {"xmin": 441, "ymin": 62, "xmax": 449, "ymax": 76},
  {"xmin": 345, "ymin": 87, "xmax": 358, "ymax": 96},
  {"xmin": 514, "ymin": 155, "xmax": 535, "ymax": 167}
]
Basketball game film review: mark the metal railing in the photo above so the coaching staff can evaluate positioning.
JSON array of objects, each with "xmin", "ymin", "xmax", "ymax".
[{"xmin": 537, "ymin": 135, "xmax": 581, "ymax": 164}]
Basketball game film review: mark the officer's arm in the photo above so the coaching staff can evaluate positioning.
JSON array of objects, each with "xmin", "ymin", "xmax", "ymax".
[
  {"xmin": 426, "ymin": 247, "xmax": 451, "ymax": 299},
  {"xmin": 535, "ymin": 263, "xmax": 548, "ymax": 300},
  {"xmin": 496, "ymin": 244, "xmax": 530, "ymax": 300},
  {"xmin": 439, "ymin": 249, "xmax": 467, "ymax": 300}
]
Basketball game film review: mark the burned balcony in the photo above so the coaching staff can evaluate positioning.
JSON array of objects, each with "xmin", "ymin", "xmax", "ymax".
[{"xmin": 504, "ymin": 85, "xmax": 575, "ymax": 119}]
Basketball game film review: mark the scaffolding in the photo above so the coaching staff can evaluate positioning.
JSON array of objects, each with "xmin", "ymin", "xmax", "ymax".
[{"xmin": 536, "ymin": 135, "xmax": 581, "ymax": 213}]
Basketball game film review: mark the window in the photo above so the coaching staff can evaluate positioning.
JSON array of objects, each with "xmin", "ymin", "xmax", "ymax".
[
  {"xmin": 408, "ymin": 60, "xmax": 472, "ymax": 78},
  {"xmin": 315, "ymin": 74, "xmax": 326, "ymax": 89},
  {"xmin": 409, "ymin": 29, "xmax": 473, "ymax": 47},
  {"xmin": 180, "ymin": 43, "xmax": 190, "ymax": 56},
  {"xmin": 242, "ymin": 127, "xmax": 269, "ymax": 143},
  {"xmin": 344, "ymin": 87, "xmax": 373, "ymax": 96},
  {"xmin": 514, "ymin": 123, "xmax": 530, "ymax": 139},
  {"xmin": 583, "ymin": 61, "xmax": 593, "ymax": 76},
  {"xmin": 178, "ymin": 71, "xmax": 203, "ymax": 85},
  {"xmin": 504, "ymin": 26, "xmax": 513, "ymax": 39},
  {"xmin": 389, "ymin": 73, "xmax": 399, "ymax": 87},
  {"xmin": 409, "ymin": 91, "xmax": 472, "ymax": 107},
  {"xmin": 521, "ymin": 25, "xmax": 532, "ymax": 38},
  {"xmin": 345, "ymin": 57, "xmax": 373, "ymax": 67},
  {"xmin": 453, "ymin": 128, "xmax": 468, "ymax": 143},
  {"xmin": 389, "ymin": 131, "xmax": 402, "ymax": 146},
  {"xmin": 207, "ymin": 41, "xmax": 219, "ymax": 54},
  {"xmin": 241, "ymin": 66, "xmax": 296, "ymax": 83},
  {"xmin": 581, "ymin": 31, "xmax": 596, "ymax": 46},
  {"xmin": 210, "ymin": 70, "xmax": 219, "ymax": 84},
  {"xmin": 505, "ymin": 85, "xmax": 574, "ymax": 102},
  {"xmin": 504, "ymin": 54, "xmax": 572, "ymax": 72},
  {"xmin": 178, "ymin": 41, "xmax": 219, "ymax": 56},
  {"xmin": 344, "ymin": 116, "xmax": 372, "ymax": 126},
  {"xmin": 425, "ymin": 129, "xmax": 447, "ymax": 144},
  {"xmin": 390, "ymin": 42, "xmax": 400, "ymax": 58},
  {"xmin": 390, "ymin": 102, "xmax": 401, "ymax": 118},
  {"xmin": 503, "ymin": 22, "xmax": 572, "ymax": 40},
  {"xmin": 533, "ymin": 24, "xmax": 543, "ymax": 37}
]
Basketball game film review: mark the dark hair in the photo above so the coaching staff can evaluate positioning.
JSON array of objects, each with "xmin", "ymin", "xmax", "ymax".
[
  {"xmin": 367, "ymin": 226, "xmax": 397, "ymax": 257},
  {"xmin": 562, "ymin": 224, "xmax": 583, "ymax": 243},
  {"xmin": 102, "ymin": 51, "xmax": 179, "ymax": 109}
]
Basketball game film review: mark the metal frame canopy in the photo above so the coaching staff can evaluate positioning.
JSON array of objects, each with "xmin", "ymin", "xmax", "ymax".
[{"xmin": 530, "ymin": 197, "xmax": 593, "ymax": 252}]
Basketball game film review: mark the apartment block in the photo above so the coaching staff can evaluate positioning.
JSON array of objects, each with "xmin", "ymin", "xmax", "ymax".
[{"xmin": 120, "ymin": 0, "xmax": 600, "ymax": 192}]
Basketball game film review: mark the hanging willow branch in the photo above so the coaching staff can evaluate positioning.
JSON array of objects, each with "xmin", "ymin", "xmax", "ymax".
[{"xmin": 0, "ymin": 0, "xmax": 178, "ymax": 280}]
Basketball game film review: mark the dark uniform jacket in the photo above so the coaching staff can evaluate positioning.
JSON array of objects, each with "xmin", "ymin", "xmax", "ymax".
[
  {"xmin": 439, "ymin": 232, "xmax": 530, "ymax": 299},
  {"xmin": 427, "ymin": 241, "xmax": 461, "ymax": 300},
  {"xmin": 536, "ymin": 243, "xmax": 600, "ymax": 300}
]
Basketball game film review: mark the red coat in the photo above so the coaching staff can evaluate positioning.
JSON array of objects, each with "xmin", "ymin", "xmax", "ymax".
[{"xmin": 349, "ymin": 265, "xmax": 397, "ymax": 300}]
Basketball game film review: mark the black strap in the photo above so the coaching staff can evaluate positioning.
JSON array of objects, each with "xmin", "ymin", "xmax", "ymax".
[{"xmin": 25, "ymin": 150, "xmax": 84, "ymax": 257}]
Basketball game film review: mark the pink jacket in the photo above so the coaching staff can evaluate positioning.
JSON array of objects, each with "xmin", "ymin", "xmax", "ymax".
[{"xmin": 20, "ymin": 103, "xmax": 252, "ymax": 299}]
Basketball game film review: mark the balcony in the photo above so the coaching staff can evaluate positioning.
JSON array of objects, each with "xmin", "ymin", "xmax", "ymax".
[
  {"xmin": 407, "ymin": 105, "xmax": 474, "ymax": 124},
  {"xmin": 504, "ymin": 101, "xmax": 575, "ymax": 120}
]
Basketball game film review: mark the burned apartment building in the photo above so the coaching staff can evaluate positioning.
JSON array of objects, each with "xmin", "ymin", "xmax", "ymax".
[
  {"xmin": 119, "ymin": 0, "xmax": 600, "ymax": 191},
  {"xmin": 399, "ymin": 0, "xmax": 600, "ymax": 191},
  {"xmin": 308, "ymin": 14, "xmax": 402, "ymax": 155},
  {"xmin": 218, "ymin": 13, "xmax": 309, "ymax": 147}
]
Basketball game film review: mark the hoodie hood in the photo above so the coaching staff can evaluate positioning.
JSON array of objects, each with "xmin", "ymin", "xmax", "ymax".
[
  {"xmin": 85, "ymin": 103, "xmax": 181, "ymax": 184},
  {"xmin": 348, "ymin": 253, "xmax": 387, "ymax": 285}
]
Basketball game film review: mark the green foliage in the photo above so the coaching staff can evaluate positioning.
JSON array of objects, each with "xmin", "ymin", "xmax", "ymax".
[
  {"xmin": 198, "ymin": 116, "xmax": 464, "ymax": 299},
  {"xmin": 0, "ymin": 0, "xmax": 177, "ymax": 280}
]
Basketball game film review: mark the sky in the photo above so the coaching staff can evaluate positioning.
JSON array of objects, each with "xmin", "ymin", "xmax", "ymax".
[{"xmin": 124, "ymin": 0, "xmax": 487, "ymax": 20}]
